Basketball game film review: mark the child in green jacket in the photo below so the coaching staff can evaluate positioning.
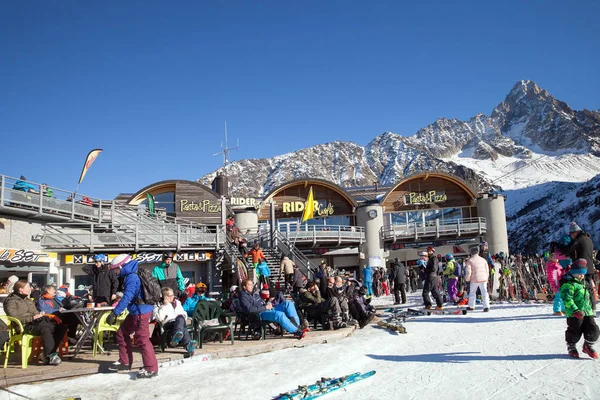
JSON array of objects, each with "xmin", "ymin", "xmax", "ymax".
[{"xmin": 559, "ymin": 258, "xmax": 599, "ymax": 358}]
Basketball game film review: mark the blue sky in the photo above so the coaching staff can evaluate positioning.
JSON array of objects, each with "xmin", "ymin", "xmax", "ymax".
[{"xmin": 1, "ymin": 1, "xmax": 599, "ymax": 199}]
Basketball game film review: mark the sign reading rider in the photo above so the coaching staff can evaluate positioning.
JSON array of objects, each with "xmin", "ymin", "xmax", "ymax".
[
  {"xmin": 282, "ymin": 200, "xmax": 334, "ymax": 217},
  {"xmin": 405, "ymin": 191, "xmax": 447, "ymax": 205}
]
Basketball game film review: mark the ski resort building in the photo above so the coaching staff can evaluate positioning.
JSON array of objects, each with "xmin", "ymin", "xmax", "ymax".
[{"xmin": 0, "ymin": 172, "xmax": 508, "ymax": 292}]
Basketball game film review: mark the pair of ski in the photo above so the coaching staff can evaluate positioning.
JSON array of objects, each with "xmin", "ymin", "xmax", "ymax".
[
  {"xmin": 275, "ymin": 370, "xmax": 376, "ymax": 399},
  {"xmin": 408, "ymin": 307, "xmax": 467, "ymax": 316}
]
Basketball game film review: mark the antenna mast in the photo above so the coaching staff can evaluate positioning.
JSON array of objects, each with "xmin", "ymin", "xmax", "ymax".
[{"xmin": 213, "ymin": 121, "xmax": 239, "ymax": 167}]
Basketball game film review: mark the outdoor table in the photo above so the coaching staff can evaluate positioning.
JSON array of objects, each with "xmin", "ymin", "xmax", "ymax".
[{"xmin": 61, "ymin": 306, "xmax": 114, "ymax": 358}]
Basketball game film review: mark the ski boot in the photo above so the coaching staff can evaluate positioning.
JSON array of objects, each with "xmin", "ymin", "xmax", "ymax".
[
  {"xmin": 567, "ymin": 343, "xmax": 579, "ymax": 358},
  {"xmin": 425, "ymin": 305, "xmax": 433, "ymax": 310},
  {"xmin": 435, "ymin": 306, "xmax": 443, "ymax": 311},
  {"xmin": 582, "ymin": 341, "xmax": 599, "ymax": 359},
  {"xmin": 483, "ymin": 308, "xmax": 489, "ymax": 312}
]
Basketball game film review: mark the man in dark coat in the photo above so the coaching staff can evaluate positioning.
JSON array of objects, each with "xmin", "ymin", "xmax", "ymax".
[
  {"xmin": 389, "ymin": 258, "xmax": 409, "ymax": 304},
  {"xmin": 422, "ymin": 247, "xmax": 444, "ymax": 310},
  {"xmin": 83, "ymin": 254, "xmax": 118, "ymax": 304},
  {"xmin": 291, "ymin": 265, "xmax": 305, "ymax": 294},
  {"xmin": 565, "ymin": 222, "xmax": 597, "ymax": 310}
]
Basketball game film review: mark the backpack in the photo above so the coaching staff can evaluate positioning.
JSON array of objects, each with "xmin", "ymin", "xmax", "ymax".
[
  {"xmin": 454, "ymin": 261, "xmax": 462, "ymax": 278},
  {"xmin": 137, "ymin": 268, "xmax": 162, "ymax": 305}
]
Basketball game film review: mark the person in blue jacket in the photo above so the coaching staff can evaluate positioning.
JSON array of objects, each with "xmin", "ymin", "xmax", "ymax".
[
  {"xmin": 238, "ymin": 279, "xmax": 307, "ymax": 339},
  {"xmin": 106, "ymin": 255, "xmax": 158, "ymax": 379},
  {"xmin": 183, "ymin": 282, "xmax": 213, "ymax": 316},
  {"xmin": 13, "ymin": 176, "xmax": 37, "ymax": 193},
  {"xmin": 362, "ymin": 265, "xmax": 374, "ymax": 298}
]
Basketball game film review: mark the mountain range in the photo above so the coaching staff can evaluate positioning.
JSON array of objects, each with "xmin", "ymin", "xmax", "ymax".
[{"xmin": 200, "ymin": 80, "xmax": 600, "ymax": 253}]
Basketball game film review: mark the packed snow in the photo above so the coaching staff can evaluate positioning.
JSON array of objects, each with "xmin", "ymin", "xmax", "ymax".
[{"xmin": 4, "ymin": 293, "xmax": 600, "ymax": 400}]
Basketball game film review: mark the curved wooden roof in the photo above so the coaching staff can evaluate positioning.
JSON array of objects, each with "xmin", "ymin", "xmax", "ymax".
[
  {"xmin": 262, "ymin": 178, "xmax": 358, "ymax": 207},
  {"xmin": 380, "ymin": 172, "xmax": 478, "ymax": 205},
  {"xmin": 127, "ymin": 180, "xmax": 220, "ymax": 205}
]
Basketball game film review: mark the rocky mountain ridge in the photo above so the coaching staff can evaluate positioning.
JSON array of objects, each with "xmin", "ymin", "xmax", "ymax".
[{"xmin": 200, "ymin": 80, "xmax": 600, "ymax": 252}]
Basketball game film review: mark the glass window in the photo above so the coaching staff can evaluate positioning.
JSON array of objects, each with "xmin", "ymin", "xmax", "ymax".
[
  {"xmin": 390, "ymin": 212, "xmax": 408, "ymax": 227},
  {"xmin": 181, "ymin": 271, "xmax": 195, "ymax": 285},
  {"xmin": 74, "ymin": 274, "xmax": 93, "ymax": 288},
  {"xmin": 140, "ymin": 191, "xmax": 175, "ymax": 214},
  {"xmin": 423, "ymin": 210, "xmax": 442, "ymax": 226},
  {"xmin": 443, "ymin": 208, "xmax": 463, "ymax": 223},
  {"xmin": 407, "ymin": 211, "xmax": 422, "ymax": 226}
]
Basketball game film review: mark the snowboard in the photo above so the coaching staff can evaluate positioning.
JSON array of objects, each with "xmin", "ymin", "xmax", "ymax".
[
  {"xmin": 274, "ymin": 372, "xmax": 362, "ymax": 399},
  {"xmin": 376, "ymin": 320, "xmax": 407, "ymax": 334}
]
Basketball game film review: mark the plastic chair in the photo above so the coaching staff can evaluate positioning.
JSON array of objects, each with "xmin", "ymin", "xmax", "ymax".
[
  {"xmin": 1, "ymin": 316, "xmax": 39, "ymax": 369},
  {"xmin": 192, "ymin": 301, "xmax": 234, "ymax": 349},
  {"xmin": 93, "ymin": 310, "xmax": 128, "ymax": 357},
  {"xmin": 30, "ymin": 333, "xmax": 69, "ymax": 362}
]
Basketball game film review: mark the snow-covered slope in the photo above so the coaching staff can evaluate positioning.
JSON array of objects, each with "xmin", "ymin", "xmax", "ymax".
[
  {"xmin": 6, "ymin": 294, "xmax": 600, "ymax": 400},
  {"xmin": 200, "ymin": 80, "xmax": 600, "ymax": 253}
]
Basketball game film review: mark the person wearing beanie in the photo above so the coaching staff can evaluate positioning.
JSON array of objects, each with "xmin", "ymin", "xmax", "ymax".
[
  {"xmin": 559, "ymin": 258, "xmax": 599, "ymax": 358},
  {"xmin": 106, "ymin": 254, "xmax": 158, "ymax": 379},
  {"xmin": 563, "ymin": 221, "xmax": 597, "ymax": 310}
]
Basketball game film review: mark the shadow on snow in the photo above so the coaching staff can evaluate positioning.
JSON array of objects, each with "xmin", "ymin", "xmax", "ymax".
[{"xmin": 366, "ymin": 352, "xmax": 571, "ymax": 364}]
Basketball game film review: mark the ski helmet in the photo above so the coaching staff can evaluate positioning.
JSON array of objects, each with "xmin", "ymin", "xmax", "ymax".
[
  {"xmin": 427, "ymin": 246, "xmax": 435, "ymax": 253},
  {"xmin": 196, "ymin": 282, "xmax": 207, "ymax": 291},
  {"xmin": 110, "ymin": 254, "xmax": 132, "ymax": 270},
  {"xmin": 480, "ymin": 241, "xmax": 488, "ymax": 248},
  {"xmin": 418, "ymin": 251, "xmax": 428, "ymax": 257},
  {"xmin": 445, "ymin": 254, "xmax": 454, "ymax": 261},
  {"xmin": 93, "ymin": 254, "xmax": 106, "ymax": 263},
  {"xmin": 163, "ymin": 252, "xmax": 175, "ymax": 260}
]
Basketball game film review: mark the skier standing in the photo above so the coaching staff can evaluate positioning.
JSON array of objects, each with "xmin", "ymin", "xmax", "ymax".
[
  {"xmin": 560, "ymin": 258, "xmax": 599, "ymax": 358},
  {"xmin": 389, "ymin": 258, "xmax": 409, "ymax": 304},
  {"xmin": 466, "ymin": 246, "xmax": 490, "ymax": 312},
  {"xmin": 422, "ymin": 247, "xmax": 443, "ymax": 310},
  {"xmin": 362, "ymin": 265, "xmax": 374, "ymax": 298},
  {"xmin": 442, "ymin": 254, "xmax": 459, "ymax": 304}
]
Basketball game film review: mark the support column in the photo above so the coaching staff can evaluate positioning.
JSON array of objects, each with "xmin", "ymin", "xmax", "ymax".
[
  {"xmin": 477, "ymin": 193, "xmax": 509, "ymax": 256},
  {"xmin": 356, "ymin": 204, "xmax": 387, "ymax": 271},
  {"xmin": 234, "ymin": 210, "xmax": 259, "ymax": 236}
]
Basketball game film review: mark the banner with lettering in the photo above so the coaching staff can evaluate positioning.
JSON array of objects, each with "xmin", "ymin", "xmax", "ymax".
[
  {"xmin": 0, "ymin": 248, "xmax": 58, "ymax": 264},
  {"xmin": 65, "ymin": 252, "xmax": 213, "ymax": 265}
]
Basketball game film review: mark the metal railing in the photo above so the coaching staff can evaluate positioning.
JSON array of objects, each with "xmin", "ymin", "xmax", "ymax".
[
  {"xmin": 41, "ymin": 222, "xmax": 224, "ymax": 252},
  {"xmin": 253, "ymin": 230, "xmax": 315, "ymax": 280},
  {"xmin": 258, "ymin": 223, "xmax": 365, "ymax": 246},
  {"xmin": 380, "ymin": 217, "xmax": 487, "ymax": 242}
]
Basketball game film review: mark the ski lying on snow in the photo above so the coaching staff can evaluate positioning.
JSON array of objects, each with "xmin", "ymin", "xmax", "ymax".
[
  {"xmin": 303, "ymin": 370, "xmax": 376, "ymax": 399},
  {"xmin": 275, "ymin": 371, "xmax": 375, "ymax": 399},
  {"xmin": 407, "ymin": 308, "xmax": 467, "ymax": 316}
]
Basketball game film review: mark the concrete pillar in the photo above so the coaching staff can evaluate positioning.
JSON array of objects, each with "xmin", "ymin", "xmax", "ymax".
[
  {"xmin": 477, "ymin": 193, "xmax": 509, "ymax": 256},
  {"xmin": 234, "ymin": 210, "xmax": 259, "ymax": 236},
  {"xmin": 356, "ymin": 204, "xmax": 386, "ymax": 270}
]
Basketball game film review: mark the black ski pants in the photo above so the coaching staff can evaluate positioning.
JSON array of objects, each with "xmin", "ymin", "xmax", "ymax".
[
  {"xmin": 394, "ymin": 283, "xmax": 407, "ymax": 304},
  {"xmin": 566, "ymin": 316, "xmax": 600, "ymax": 344},
  {"xmin": 23, "ymin": 318, "xmax": 68, "ymax": 358},
  {"xmin": 422, "ymin": 276, "xmax": 443, "ymax": 308}
]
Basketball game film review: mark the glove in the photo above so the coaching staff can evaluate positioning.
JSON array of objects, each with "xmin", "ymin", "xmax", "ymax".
[
  {"xmin": 574, "ymin": 310, "xmax": 585, "ymax": 320},
  {"xmin": 106, "ymin": 312, "xmax": 118, "ymax": 325}
]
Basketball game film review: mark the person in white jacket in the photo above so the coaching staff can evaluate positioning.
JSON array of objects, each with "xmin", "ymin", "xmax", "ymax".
[
  {"xmin": 153, "ymin": 287, "xmax": 196, "ymax": 355},
  {"xmin": 465, "ymin": 246, "xmax": 490, "ymax": 312}
]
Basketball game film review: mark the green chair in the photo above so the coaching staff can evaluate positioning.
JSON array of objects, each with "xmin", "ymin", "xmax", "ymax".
[
  {"xmin": 93, "ymin": 310, "xmax": 128, "ymax": 357},
  {"xmin": 1, "ymin": 315, "xmax": 39, "ymax": 369},
  {"xmin": 192, "ymin": 301, "xmax": 234, "ymax": 349}
]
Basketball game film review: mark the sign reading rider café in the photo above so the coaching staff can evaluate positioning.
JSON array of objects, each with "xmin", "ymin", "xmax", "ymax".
[{"xmin": 282, "ymin": 200, "xmax": 335, "ymax": 217}]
